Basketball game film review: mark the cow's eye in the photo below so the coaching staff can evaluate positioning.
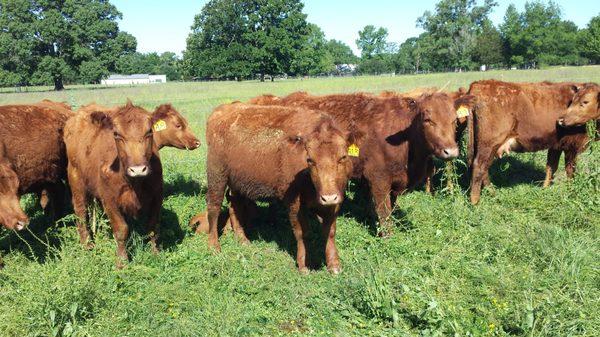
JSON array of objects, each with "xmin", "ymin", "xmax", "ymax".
[
  {"xmin": 145, "ymin": 130, "xmax": 153, "ymax": 138},
  {"xmin": 307, "ymin": 158, "xmax": 315, "ymax": 165},
  {"xmin": 583, "ymin": 101, "xmax": 589, "ymax": 105},
  {"xmin": 176, "ymin": 124, "xmax": 182, "ymax": 129},
  {"xmin": 113, "ymin": 132, "xmax": 123, "ymax": 139},
  {"xmin": 339, "ymin": 155, "xmax": 348, "ymax": 163}
]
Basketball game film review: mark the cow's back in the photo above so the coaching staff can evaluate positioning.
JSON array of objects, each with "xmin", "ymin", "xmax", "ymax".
[
  {"xmin": 207, "ymin": 103, "xmax": 330, "ymax": 200},
  {"xmin": 0, "ymin": 105, "xmax": 70, "ymax": 193}
]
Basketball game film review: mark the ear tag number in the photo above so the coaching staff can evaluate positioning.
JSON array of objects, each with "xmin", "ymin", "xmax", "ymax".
[
  {"xmin": 456, "ymin": 106, "xmax": 470, "ymax": 118},
  {"xmin": 348, "ymin": 144, "xmax": 360, "ymax": 157},
  {"xmin": 153, "ymin": 120, "xmax": 167, "ymax": 132}
]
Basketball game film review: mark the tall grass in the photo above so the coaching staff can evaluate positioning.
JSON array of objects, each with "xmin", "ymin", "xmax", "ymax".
[{"xmin": 0, "ymin": 67, "xmax": 598, "ymax": 336}]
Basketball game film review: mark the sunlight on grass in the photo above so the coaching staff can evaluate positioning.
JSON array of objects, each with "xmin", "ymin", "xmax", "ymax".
[{"xmin": 0, "ymin": 67, "xmax": 598, "ymax": 336}]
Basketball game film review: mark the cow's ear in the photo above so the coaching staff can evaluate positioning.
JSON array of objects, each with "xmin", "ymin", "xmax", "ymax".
[
  {"xmin": 153, "ymin": 104, "xmax": 172, "ymax": 120},
  {"xmin": 346, "ymin": 126, "xmax": 365, "ymax": 145},
  {"xmin": 454, "ymin": 94, "xmax": 475, "ymax": 110},
  {"xmin": 90, "ymin": 111, "xmax": 113, "ymax": 129}
]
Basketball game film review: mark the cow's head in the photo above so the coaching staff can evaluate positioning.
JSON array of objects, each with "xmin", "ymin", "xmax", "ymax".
[
  {"xmin": 413, "ymin": 93, "xmax": 465, "ymax": 160},
  {"xmin": 559, "ymin": 83, "xmax": 600, "ymax": 127},
  {"xmin": 91, "ymin": 101, "xmax": 155, "ymax": 179},
  {"xmin": 0, "ymin": 160, "xmax": 28, "ymax": 231},
  {"xmin": 151, "ymin": 104, "xmax": 200, "ymax": 150},
  {"xmin": 292, "ymin": 119, "xmax": 360, "ymax": 206}
]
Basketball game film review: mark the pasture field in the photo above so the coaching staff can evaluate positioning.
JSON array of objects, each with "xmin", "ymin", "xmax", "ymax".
[{"xmin": 0, "ymin": 67, "xmax": 598, "ymax": 336}]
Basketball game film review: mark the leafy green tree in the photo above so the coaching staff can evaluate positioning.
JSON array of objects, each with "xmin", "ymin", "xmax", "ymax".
[
  {"xmin": 472, "ymin": 20, "xmax": 504, "ymax": 67},
  {"xmin": 394, "ymin": 35, "xmax": 432, "ymax": 74},
  {"xmin": 115, "ymin": 52, "xmax": 182, "ymax": 81},
  {"xmin": 0, "ymin": 0, "xmax": 136, "ymax": 90},
  {"xmin": 290, "ymin": 24, "xmax": 334, "ymax": 76},
  {"xmin": 325, "ymin": 40, "xmax": 358, "ymax": 65},
  {"xmin": 0, "ymin": 0, "xmax": 38, "ymax": 86},
  {"xmin": 356, "ymin": 25, "xmax": 389, "ymax": 59},
  {"xmin": 184, "ymin": 0, "xmax": 311, "ymax": 81},
  {"xmin": 579, "ymin": 15, "xmax": 600, "ymax": 64},
  {"xmin": 500, "ymin": 1, "xmax": 582, "ymax": 68},
  {"xmin": 417, "ymin": 0, "xmax": 498, "ymax": 71}
]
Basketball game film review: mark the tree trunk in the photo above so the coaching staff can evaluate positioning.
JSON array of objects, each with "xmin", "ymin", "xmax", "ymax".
[
  {"xmin": 260, "ymin": 73, "xmax": 265, "ymax": 82},
  {"xmin": 54, "ymin": 77, "xmax": 65, "ymax": 91}
]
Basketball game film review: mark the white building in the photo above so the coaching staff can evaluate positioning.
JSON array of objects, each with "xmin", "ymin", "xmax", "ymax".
[{"xmin": 101, "ymin": 74, "xmax": 167, "ymax": 86}]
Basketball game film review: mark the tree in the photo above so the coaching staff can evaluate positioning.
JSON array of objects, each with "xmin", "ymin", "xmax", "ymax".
[
  {"xmin": 0, "ymin": 0, "xmax": 136, "ymax": 90},
  {"xmin": 417, "ymin": 0, "xmax": 498, "ymax": 71},
  {"xmin": 184, "ymin": 0, "xmax": 311, "ymax": 81},
  {"xmin": 472, "ymin": 20, "xmax": 504, "ymax": 67},
  {"xmin": 500, "ymin": 1, "xmax": 582, "ymax": 68},
  {"xmin": 0, "ymin": 0, "xmax": 39, "ymax": 87},
  {"xmin": 325, "ymin": 40, "xmax": 358, "ymax": 65},
  {"xmin": 580, "ymin": 15, "xmax": 600, "ymax": 64},
  {"xmin": 356, "ymin": 25, "xmax": 389, "ymax": 59},
  {"xmin": 290, "ymin": 24, "xmax": 334, "ymax": 76}
]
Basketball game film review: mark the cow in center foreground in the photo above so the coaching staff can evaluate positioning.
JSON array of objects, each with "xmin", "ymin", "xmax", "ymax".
[{"xmin": 205, "ymin": 103, "xmax": 358, "ymax": 274}]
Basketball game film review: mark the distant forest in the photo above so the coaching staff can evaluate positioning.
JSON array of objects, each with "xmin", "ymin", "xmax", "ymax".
[{"xmin": 1, "ymin": 0, "xmax": 599, "ymax": 90}]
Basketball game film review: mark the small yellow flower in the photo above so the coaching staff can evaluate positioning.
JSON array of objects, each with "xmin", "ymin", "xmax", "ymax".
[{"xmin": 488, "ymin": 323, "xmax": 495, "ymax": 331}]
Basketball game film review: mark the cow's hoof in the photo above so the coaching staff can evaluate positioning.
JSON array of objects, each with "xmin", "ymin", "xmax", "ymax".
[
  {"xmin": 298, "ymin": 267, "xmax": 310, "ymax": 275},
  {"xmin": 209, "ymin": 242, "xmax": 222, "ymax": 254},
  {"xmin": 84, "ymin": 242, "xmax": 95, "ymax": 250},
  {"xmin": 377, "ymin": 230, "xmax": 392, "ymax": 238},
  {"xmin": 115, "ymin": 258, "xmax": 127, "ymax": 270},
  {"xmin": 328, "ymin": 266, "xmax": 342, "ymax": 275}
]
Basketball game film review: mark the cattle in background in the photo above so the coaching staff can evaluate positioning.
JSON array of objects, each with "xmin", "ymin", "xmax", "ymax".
[
  {"xmin": 64, "ymin": 101, "xmax": 163, "ymax": 268},
  {"xmin": 464, "ymin": 80, "xmax": 589, "ymax": 205},
  {"xmin": 78, "ymin": 103, "xmax": 201, "ymax": 150},
  {"xmin": 205, "ymin": 103, "xmax": 357, "ymax": 274},
  {"xmin": 248, "ymin": 90, "xmax": 471, "ymax": 236},
  {"xmin": 0, "ymin": 103, "xmax": 72, "ymax": 230}
]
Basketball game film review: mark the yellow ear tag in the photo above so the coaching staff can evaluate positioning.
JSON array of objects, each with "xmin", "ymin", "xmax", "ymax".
[
  {"xmin": 153, "ymin": 120, "xmax": 167, "ymax": 132},
  {"xmin": 347, "ymin": 144, "xmax": 360, "ymax": 157},
  {"xmin": 456, "ymin": 106, "xmax": 470, "ymax": 118}
]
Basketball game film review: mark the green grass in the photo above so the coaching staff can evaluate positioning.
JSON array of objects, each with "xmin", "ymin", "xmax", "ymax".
[{"xmin": 0, "ymin": 67, "xmax": 598, "ymax": 336}]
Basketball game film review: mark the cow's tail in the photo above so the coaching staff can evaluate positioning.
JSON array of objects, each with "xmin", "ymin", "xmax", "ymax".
[{"xmin": 467, "ymin": 105, "xmax": 476, "ymax": 167}]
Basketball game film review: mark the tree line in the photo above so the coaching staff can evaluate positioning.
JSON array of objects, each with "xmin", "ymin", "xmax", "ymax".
[{"xmin": 1, "ymin": 0, "xmax": 600, "ymax": 90}]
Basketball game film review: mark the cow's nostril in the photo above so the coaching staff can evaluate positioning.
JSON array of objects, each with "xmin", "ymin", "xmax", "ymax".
[{"xmin": 141, "ymin": 166, "xmax": 147, "ymax": 173}]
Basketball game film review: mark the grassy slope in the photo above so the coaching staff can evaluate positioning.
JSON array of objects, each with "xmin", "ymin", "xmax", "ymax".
[{"xmin": 0, "ymin": 67, "xmax": 598, "ymax": 336}]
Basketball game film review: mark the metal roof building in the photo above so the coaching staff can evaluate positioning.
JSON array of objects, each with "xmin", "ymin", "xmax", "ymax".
[{"xmin": 101, "ymin": 74, "xmax": 167, "ymax": 85}]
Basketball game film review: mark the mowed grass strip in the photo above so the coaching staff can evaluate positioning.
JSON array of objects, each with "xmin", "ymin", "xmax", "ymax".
[{"xmin": 0, "ymin": 67, "xmax": 598, "ymax": 336}]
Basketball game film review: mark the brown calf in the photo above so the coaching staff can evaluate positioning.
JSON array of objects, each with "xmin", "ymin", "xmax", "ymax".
[
  {"xmin": 249, "ymin": 91, "xmax": 469, "ymax": 236},
  {"xmin": 465, "ymin": 80, "xmax": 589, "ymax": 204},
  {"xmin": 206, "ymin": 103, "xmax": 356, "ymax": 274},
  {"xmin": 0, "ymin": 104, "xmax": 72, "ymax": 230},
  {"xmin": 64, "ymin": 101, "xmax": 163, "ymax": 267}
]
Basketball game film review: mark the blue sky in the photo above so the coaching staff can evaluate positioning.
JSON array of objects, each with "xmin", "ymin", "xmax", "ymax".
[{"xmin": 111, "ymin": 0, "xmax": 599, "ymax": 55}]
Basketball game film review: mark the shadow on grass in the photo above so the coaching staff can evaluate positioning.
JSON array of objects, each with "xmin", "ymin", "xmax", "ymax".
[
  {"xmin": 0, "ymin": 207, "xmax": 65, "ymax": 265},
  {"xmin": 428, "ymin": 155, "xmax": 546, "ymax": 192},
  {"xmin": 164, "ymin": 174, "xmax": 203, "ymax": 198}
]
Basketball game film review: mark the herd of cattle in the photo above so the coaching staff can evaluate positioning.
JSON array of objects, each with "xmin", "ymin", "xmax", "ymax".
[{"xmin": 0, "ymin": 80, "xmax": 598, "ymax": 273}]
